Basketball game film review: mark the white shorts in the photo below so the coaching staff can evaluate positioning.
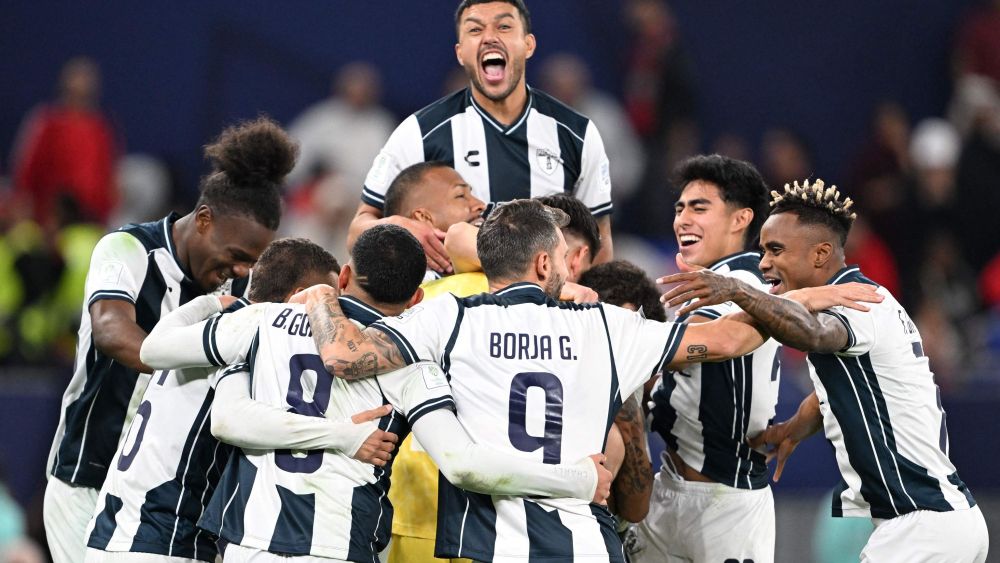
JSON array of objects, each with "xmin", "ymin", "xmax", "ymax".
[
  {"xmin": 222, "ymin": 544, "xmax": 349, "ymax": 563},
  {"xmin": 84, "ymin": 548, "xmax": 200, "ymax": 563},
  {"xmin": 628, "ymin": 474, "xmax": 775, "ymax": 563},
  {"xmin": 44, "ymin": 476, "xmax": 100, "ymax": 563},
  {"xmin": 861, "ymin": 505, "xmax": 988, "ymax": 563}
]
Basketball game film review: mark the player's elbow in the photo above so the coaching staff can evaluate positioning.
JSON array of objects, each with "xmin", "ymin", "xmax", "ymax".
[
  {"xmin": 616, "ymin": 499, "xmax": 650, "ymax": 523},
  {"xmin": 210, "ymin": 407, "xmax": 240, "ymax": 443},
  {"xmin": 438, "ymin": 455, "xmax": 493, "ymax": 494}
]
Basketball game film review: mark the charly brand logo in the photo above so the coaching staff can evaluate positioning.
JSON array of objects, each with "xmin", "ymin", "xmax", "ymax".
[{"xmin": 536, "ymin": 148, "xmax": 563, "ymax": 174}]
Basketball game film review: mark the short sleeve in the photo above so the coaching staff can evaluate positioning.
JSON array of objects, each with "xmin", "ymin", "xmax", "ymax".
[
  {"xmin": 361, "ymin": 115, "xmax": 425, "ymax": 210},
  {"xmin": 573, "ymin": 121, "xmax": 613, "ymax": 217},
  {"xmin": 377, "ymin": 361, "xmax": 456, "ymax": 426},
  {"xmin": 369, "ymin": 295, "xmax": 460, "ymax": 366},
  {"xmin": 206, "ymin": 304, "xmax": 268, "ymax": 366},
  {"xmin": 822, "ymin": 306, "xmax": 877, "ymax": 357},
  {"xmin": 85, "ymin": 231, "xmax": 149, "ymax": 308},
  {"xmin": 602, "ymin": 304, "xmax": 688, "ymax": 397}
]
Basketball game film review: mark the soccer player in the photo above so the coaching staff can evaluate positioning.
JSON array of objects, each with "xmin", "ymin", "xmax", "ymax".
[
  {"xmin": 349, "ymin": 0, "xmax": 615, "ymax": 274},
  {"xmin": 137, "ymin": 225, "xmax": 612, "ymax": 563},
  {"xmin": 296, "ymin": 199, "xmax": 855, "ymax": 561},
  {"xmin": 84, "ymin": 238, "xmax": 397, "ymax": 562},
  {"xmin": 382, "ymin": 161, "xmax": 486, "ymax": 281},
  {"xmin": 44, "ymin": 117, "xmax": 294, "ymax": 563},
  {"xmin": 631, "ymin": 155, "xmax": 782, "ymax": 563},
  {"xmin": 660, "ymin": 179, "xmax": 990, "ymax": 562}
]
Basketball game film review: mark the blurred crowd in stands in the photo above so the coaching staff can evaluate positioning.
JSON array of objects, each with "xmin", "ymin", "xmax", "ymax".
[{"xmin": 1, "ymin": 0, "xmax": 998, "ymax": 400}]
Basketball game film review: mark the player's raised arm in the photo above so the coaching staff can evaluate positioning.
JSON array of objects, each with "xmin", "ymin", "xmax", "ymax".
[
  {"xmin": 659, "ymin": 269, "xmax": 875, "ymax": 354},
  {"xmin": 139, "ymin": 297, "xmax": 262, "ymax": 369}
]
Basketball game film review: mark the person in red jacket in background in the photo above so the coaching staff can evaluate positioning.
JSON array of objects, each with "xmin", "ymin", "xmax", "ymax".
[{"xmin": 11, "ymin": 56, "xmax": 119, "ymax": 226}]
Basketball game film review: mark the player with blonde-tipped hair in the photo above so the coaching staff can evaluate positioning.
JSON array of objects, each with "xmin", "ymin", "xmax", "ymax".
[{"xmin": 660, "ymin": 179, "xmax": 989, "ymax": 563}]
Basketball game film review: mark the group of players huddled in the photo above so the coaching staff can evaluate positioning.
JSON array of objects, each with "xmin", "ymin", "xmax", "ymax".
[{"xmin": 42, "ymin": 1, "xmax": 989, "ymax": 563}]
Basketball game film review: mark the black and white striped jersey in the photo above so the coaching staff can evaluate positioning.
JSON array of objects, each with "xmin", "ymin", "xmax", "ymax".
[
  {"xmin": 48, "ymin": 213, "xmax": 244, "ymax": 489},
  {"xmin": 372, "ymin": 283, "xmax": 688, "ymax": 562},
  {"xmin": 198, "ymin": 298, "xmax": 455, "ymax": 561},
  {"xmin": 86, "ymin": 298, "xmax": 250, "ymax": 562},
  {"xmin": 809, "ymin": 266, "xmax": 975, "ymax": 518},
  {"xmin": 362, "ymin": 87, "xmax": 613, "ymax": 217},
  {"xmin": 651, "ymin": 251, "xmax": 782, "ymax": 490}
]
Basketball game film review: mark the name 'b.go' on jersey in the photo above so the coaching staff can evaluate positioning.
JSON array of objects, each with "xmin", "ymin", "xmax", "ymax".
[{"xmin": 199, "ymin": 297, "xmax": 455, "ymax": 562}]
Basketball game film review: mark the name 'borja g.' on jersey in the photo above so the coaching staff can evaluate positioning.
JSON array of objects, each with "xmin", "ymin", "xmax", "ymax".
[{"xmin": 371, "ymin": 283, "xmax": 688, "ymax": 562}]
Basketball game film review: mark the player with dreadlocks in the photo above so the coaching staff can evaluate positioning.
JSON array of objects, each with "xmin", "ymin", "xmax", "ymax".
[{"xmin": 658, "ymin": 178, "xmax": 989, "ymax": 562}]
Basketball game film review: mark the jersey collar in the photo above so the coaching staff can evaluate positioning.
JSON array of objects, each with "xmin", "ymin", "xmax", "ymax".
[
  {"xmin": 339, "ymin": 294, "xmax": 387, "ymax": 327},
  {"xmin": 825, "ymin": 265, "xmax": 863, "ymax": 285},
  {"xmin": 467, "ymin": 86, "xmax": 534, "ymax": 136},
  {"xmin": 708, "ymin": 250, "xmax": 762, "ymax": 272},
  {"xmin": 493, "ymin": 282, "xmax": 548, "ymax": 303},
  {"xmin": 161, "ymin": 212, "xmax": 195, "ymax": 282}
]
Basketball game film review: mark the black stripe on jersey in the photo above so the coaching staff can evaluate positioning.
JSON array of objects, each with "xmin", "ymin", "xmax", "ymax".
[
  {"xmin": 590, "ymin": 505, "xmax": 627, "ymax": 563},
  {"xmin": 407, "ymin": 396, "xmax": 457, "ymax": 425},
  {"xmin": 362, "ymin": 186, "xmax": 385, "ymax": 208},
  {"xmin": 349, "ymin": 409, "xmax": 406, "ymax": 562},
  {"xmin": 422, "ymin": 118, "xmax": 454, "ymax": 166},
  {"xmin": 710, "ymin": 251, "xmax": 766, "ymax": 282},
  {"xmin": 369, "ymin": 322, "xmax": 418, "ymax": 365},
  {"xmin": 203, "ymin": 317, "xmax": 223, "ymax": 366},
  {"xmin": 416, "ymin": 89, "xmax": 468, "ymax": 141},
  {"xmin": 947, "ymin": 472, "xmax": 976, "ymax": 508},
  {"xmin": 198, "ymin": 451, "xmax": 258, "ymax": 545},
  {"xmin": 597, "ymin": 305, "xmax": 623, "ymax": 446},
  {"xmin": 652, "ymin": 322, "xmax": 687, "ymax": 376},
  {"xmin": 131, "ymin": 392, "xmax": 220, "ymax": 561},
  {"xmin": 650, "ymin": 374, "xmax": 680, "ymax": 452},
  {"xmin": 217, "ymin": 363, "xmax": 249, "ymax": 384},
  {"xmin": 340, "ymin": 295, "xmax": 385, "ymax": 327},
  {"xmin": 87, "ymin": 493, "xmax": 125, "ymax": 550},
  {"xmin": 87, "ymin": 289, "xmax": 135, "ymax": 307},
  {"xmin": 441, "ymin": 298, "xmax": 466, "ymax": 379},
  {"xmin": 820, "ymin": 309, "xmax": 857, "ymax": 351},
  {"xmin": 589, "ymin": 202, "xmax": 614, "ymax": 217},
  {"xmin": 435, "ymin": 479, "xmax": 498, "ymax": 561},
  {"xmin": 831, "ymin": 479, "xmax": 850, "ymax": 517},
  {"xmin": 245, "ymin": 331, "xmax": 261, "ymax": 388},
  {"xmin": 524, "ymin": 500, "xmax": 573, "ymax": 559},
  {"xmin": 812, "ymin": 352, "xmax": 957, "ymax": 517},
  {"xmin": 230, "ymin": 277, "xmax": 250, "ymax": 300},
  {"xmin": 484, "ymin": 114, "xmax": 531, "ymax": 203},
  {"xmin": 267, "ymin": 485, "xmax": 316, "ymax": 555},
  {"xmin": 54, "ymin": 252, "xmax": 172, "ymax": 487}
]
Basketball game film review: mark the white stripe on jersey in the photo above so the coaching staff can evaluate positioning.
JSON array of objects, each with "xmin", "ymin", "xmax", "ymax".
[
  {"xmin": 451, "ymin": 106, "xmax": 490, "ymax": 205},
  {"xmin": 526, "ymin": 110, "xmax": 566, "ymax": 199}
]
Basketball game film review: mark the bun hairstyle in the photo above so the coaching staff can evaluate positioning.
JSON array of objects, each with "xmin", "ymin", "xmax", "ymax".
[{"xmin": 196, "ymin": 116, "xmax": 297, "ymax": 231}]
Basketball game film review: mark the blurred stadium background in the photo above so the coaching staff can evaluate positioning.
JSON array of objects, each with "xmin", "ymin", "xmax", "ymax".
[{"xmin": 1, "ymin": 1, "xmax": 998, "ymax": 561}]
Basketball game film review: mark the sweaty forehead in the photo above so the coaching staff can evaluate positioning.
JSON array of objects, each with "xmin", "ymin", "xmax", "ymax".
[{"xmin": 214, "ymin": 214, "xmax": 273, "ymax": 255}]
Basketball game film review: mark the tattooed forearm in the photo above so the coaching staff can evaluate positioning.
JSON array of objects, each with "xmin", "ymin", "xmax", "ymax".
[
  {"xmin": 306, "ymin": 292, "xmax": 409, "ymax": 380},
  {"xmin": 612, "ymin": 396, "xmax": 653, "ymax": 522},
  {"xmin": 685, "ymin": 344, "xmax": 708, "ymax": 361},
  {"xmin": 732, "ymin": 286, "xmax": 848, "ymax": 353}
]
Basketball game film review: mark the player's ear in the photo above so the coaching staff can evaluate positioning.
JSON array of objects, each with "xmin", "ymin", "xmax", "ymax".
[
  {"xmin": 412, "ymin": 208, "xmax": 434, "ymax": 226},
  {"xmin": 524, "ymin": 33, "xmax": 536, "ymax": 59},
  {"xmin": 534, "ymin": 249, "xmax": 550, "ymax": 280},
  {"xmin": 731, "ymin": 208, "xmax": 753, "ymax": 234},
  {"xmin": 194, "ymin": 205, "xmax": 213, "ymax": 234},
  {"xmin": 812, "ymin": 241, "xmax": 834, "ymax": 268},
  {"xmin": 408, "ymin": 287, "xmax": 425, "ymax": 308},
  {"xmin": 454, "ymin": 42, "xmax": 463, "ymax": 66},
  {"xmin": 338, "ymin": 264, "xmax": 352, "ymax": 291}
]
